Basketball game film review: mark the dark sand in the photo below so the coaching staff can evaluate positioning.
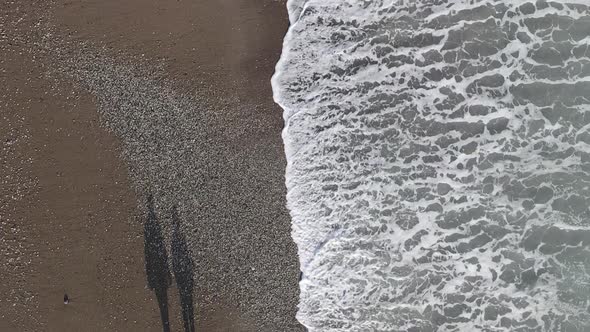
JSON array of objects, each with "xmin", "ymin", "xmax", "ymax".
[
  {"xmin": 1, "ymin": 0, "xmax": 301, "ymax": 331},
  {"xmin": 1, "ymin": 2, "xmax": 165, "ymax": 330}
]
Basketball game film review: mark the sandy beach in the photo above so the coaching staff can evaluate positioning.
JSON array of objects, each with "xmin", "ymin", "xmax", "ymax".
[{"xmin": 1, "ymin": 0, "xmax": 302, "ymax": 331}]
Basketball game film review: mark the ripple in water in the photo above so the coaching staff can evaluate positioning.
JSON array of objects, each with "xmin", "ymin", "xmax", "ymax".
[{"xmin": 272, "ymin": 0, "xmax": 590, "ymax": 331}]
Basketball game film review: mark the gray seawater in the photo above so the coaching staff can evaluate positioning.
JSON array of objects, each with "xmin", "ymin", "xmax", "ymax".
[{"xmin": 272, "ymin": 0, "xmax": 590, "ymax": 331}]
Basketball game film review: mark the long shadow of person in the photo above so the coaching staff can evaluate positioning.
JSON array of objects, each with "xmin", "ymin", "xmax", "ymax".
[
  {"xmin": 171, "ymin": 206, "xmax": 195, "ymax": 332},
  {"xmin": 144, "ymin": 195, "xmax": 172, "ymax": 332}
]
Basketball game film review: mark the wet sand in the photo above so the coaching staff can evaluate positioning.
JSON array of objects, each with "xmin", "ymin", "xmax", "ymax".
[{"xmin": 1, "ymin": 0, "xmax": 301, "ymax": 331}]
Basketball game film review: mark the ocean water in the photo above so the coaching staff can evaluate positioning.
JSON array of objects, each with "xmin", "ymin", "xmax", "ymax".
[{"xmin": 272, "ymin": 0, "xmax": 590, "ymax": 331}]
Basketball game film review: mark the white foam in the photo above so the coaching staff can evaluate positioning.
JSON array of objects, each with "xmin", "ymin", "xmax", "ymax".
[{"xmin": 273, "ymin": 1, "xmax": 590, "ymax": 330}]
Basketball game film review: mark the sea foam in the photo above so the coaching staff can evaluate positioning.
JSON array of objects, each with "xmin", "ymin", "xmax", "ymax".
[{"xmin": 272, "ymin": 1, "xmax": 590, "ymax": 331}]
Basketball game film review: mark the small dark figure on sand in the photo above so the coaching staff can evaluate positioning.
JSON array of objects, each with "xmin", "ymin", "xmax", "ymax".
[{"xmin": 63, "ymin": 294, "xmax": 69, "ymax": 304}]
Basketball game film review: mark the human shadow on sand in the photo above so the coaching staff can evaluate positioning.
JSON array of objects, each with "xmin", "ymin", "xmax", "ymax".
[
  {"xmin": 171, "ymin": 206, "xmax": 196, "ymax": 332},
  {"xmin": 144, "ymin": 195, "xmax": 172, "ymax": 332}
]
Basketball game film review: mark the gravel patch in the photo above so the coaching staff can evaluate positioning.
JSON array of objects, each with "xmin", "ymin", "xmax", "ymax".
[{"xmin": 44, "ymin": 36, "xmax": 303, "ymax": 331}]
